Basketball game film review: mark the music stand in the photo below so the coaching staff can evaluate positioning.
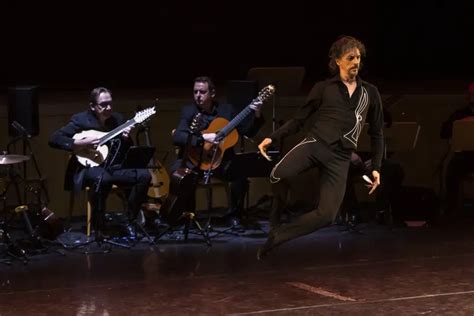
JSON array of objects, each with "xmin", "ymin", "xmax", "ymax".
[
  {"xmin": 120, "ymin": 146, "xmax": 156, "ymax": 169},
  {"xmin": 224, "ymin": 151, "xmax": 279, "ymax": 232},
  {"xmin": 121, "ymin": 146, "xmax": 158, "ymax": 246},
  {"xmin": 154, "ymin": 168, "xmax": 212, "ymax": 246},
  {"xmin": 247, "ymin": 67, "xmax": 305, "ymax": 132},
  {"xmin": 225, "ymin": 151, "xmax": 278, "ymax": 179}
]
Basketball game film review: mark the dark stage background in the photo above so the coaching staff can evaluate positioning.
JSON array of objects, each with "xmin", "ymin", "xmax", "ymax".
[{"xmin": 3, "ymin": 1, "xmax": 473, "ymax": 89}]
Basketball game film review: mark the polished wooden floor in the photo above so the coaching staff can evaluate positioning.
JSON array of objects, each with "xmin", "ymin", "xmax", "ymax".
[{"xmin": 2, "ymin": 214, "xmax": 474, "ymax": 315}]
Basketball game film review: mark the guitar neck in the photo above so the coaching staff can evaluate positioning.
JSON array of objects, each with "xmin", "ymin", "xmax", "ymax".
[
  {"xmin": 99, "ymin": 119, "xmax": 135, "ymax": 145},
  {"xmin": 217, "ymin": 106, "xmax": 254, "ymax": 139}
]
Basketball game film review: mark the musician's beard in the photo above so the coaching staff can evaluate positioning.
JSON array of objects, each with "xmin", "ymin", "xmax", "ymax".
[
  {"xmin": 197, "ymin": 100, "xmax": 213, "ymax": 113},
  {"xmin": 98, "ymin": 111, "xmax": 112, "ymax": 122}
]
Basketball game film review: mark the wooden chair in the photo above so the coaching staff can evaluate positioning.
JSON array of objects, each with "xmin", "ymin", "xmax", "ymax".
[
  {"xmin": 65, "ymin": 154, "xmax": 128, "ymax": 236},
  {"xmin": 170, "ymin": 129, "xmax": 231, "ymax": 216},
  {"xmin": 68, "ymin": 185, "xmax": 127, "ymax": 237}
]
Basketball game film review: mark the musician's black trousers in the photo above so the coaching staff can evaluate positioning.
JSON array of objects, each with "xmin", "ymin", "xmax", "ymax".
[
  {"xmin": 213, "ymin": 166, "xmax": 248, "ymax": 218},
  {"xmin": 83, "ymin": 167, "xmax": 151, "ymax": 229},
  {"xmin": 269, "ymin": 137, "xmax": 351, "ymax": 247},
  {"xmin": 171, "ymin": 158, "xmax": 248, "ymax": 219}
]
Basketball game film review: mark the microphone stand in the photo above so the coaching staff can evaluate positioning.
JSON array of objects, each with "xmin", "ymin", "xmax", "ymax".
[{"xmin": 200, "ymin": 140, "xmax": 239, "ymax": 239}]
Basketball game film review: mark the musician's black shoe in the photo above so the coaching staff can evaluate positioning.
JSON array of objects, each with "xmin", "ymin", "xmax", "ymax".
[
  {"xmin": 94, "ymin": 230, "xmax": 110, "ymax": 241},
  {"xmin": 229, "ymin": 217, "xmax": 245, "ymax": 233},
  {"xmin": 7, "ymin": 244, "xmax": 27, "ymax": 259},
  {"xmin": 153, "ymin": 218, "xmax": 168, "ymax": 229},
  {"xmin": 125, "ymin": 224, "xmax": 137, "ymax": 240}
]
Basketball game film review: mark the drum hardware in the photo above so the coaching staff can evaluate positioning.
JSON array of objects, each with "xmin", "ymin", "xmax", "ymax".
[
  {"xmin": 0, "ymin": 222, "xmax": 28, "ymax": 265},
  {"xmin": 0, "ymin": 154, "xmax": 30, "ymax": 165},
  {"xmin": 0, "ymin": 122, "xmax": 64, "ymax": 261}
]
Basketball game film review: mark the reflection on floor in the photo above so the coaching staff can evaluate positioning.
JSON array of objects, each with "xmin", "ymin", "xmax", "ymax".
[{"xmin": 3, "ymin": 211, "xmax": 474, "ymax": 315}]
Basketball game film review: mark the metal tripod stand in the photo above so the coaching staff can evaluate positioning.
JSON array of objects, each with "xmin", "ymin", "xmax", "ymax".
[{"xmin": 197, "ymin": 145, "xmax": 242, "ymax": 240}]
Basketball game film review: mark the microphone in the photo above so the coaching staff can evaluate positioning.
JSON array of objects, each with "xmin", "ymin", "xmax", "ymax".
[{"xmin": 12, "ymin": 121, "xmax": 31, "ymax": 138}]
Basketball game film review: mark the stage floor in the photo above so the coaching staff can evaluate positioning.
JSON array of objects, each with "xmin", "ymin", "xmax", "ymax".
[{"xmin": 2, "ymin": 217, "xmax": 474, "ymax": 315}]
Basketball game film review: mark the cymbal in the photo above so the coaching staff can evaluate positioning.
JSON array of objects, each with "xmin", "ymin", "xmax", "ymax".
[{"xmin": 0, "ymin": 154, "xmax": 30, "ymax": 165}]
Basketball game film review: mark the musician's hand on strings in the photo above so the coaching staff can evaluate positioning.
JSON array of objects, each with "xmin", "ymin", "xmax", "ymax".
[
  {"xmin": 250, "ymin": 100, "xmax": 263, "ymax": 118},
  {"xmin": 122, "ymin": 126, "xmax": 132, "ymax": 138},
  {"xmin": 73, "ymin": 136, "xmax": 100, "ymax": 152},
  {"xmin": 258, "ymin": 138, "xmax": 273, "ymax": 161},
  {"xmin": 365, "ymin": 170, "xmax": 381, "ymax": 195},
  {"xmin": 202, "ymin": 133, "xmax": 218, "ymax": 144}
]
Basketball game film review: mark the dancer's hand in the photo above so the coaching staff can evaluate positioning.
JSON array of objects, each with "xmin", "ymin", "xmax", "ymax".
[
  {"xmin": 367, "ymin": 170, "xmax": 381, "ymax": 195},
  {"xmin": 258, "ymin": 138, "xmax": 273, "ymax": 161}
]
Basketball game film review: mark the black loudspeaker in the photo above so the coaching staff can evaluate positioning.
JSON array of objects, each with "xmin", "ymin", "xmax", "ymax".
[
  {"xmin": 8, "ymin": 86, "xmax": 40, "ymax": 137},
  {"xmin": 227, "ymin": 80, "xmax": 258, "ymax": 112}
]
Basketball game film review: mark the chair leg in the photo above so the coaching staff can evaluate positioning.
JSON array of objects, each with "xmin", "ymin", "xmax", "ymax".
[
  {"xmin": 86, "ymin": 188, "xmax": 92, "ymax": 237},
  {"xmin": 68, "ymin": 192, "xmax": 75, "ymax": 228}
]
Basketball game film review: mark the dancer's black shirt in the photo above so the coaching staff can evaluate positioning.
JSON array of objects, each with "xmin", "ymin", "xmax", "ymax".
[{"xmin": 270, "ymin": 75, "xmax": 384, "ymax": 171}]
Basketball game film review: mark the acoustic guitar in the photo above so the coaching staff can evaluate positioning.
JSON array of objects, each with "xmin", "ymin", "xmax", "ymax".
[
  {"xmin": 73, "ymin": 107, "xmax": 156, "ymax": 167},
  {"xmin": 188, "ymin": 85, "xmax": 275, "ymax": 170},
  {"xmin": 141, "ymin": 123, "xmax": 170, "ymax": 199}
]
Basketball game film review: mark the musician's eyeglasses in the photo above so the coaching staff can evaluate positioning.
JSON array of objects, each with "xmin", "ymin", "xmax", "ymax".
[
  {"xmin": 96, "ymin": 101, "xmax": 112, "ymax": 109},
  {"xmin": 194, "ymin": 89, "xmax": 209, "ymax": 95}
]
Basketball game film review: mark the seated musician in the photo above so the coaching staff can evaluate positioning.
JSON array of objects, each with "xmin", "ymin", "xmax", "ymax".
[
  {"xmin": 48, "ymin": 87, "xmax": 151, "ymax": 238},
  {"xmin": 440, "ymin": 82, "xmax": 474, "ymax": 215},
  {"xmin": 171, "ymin": 76, "xmax": 265, "ymax": 231}
]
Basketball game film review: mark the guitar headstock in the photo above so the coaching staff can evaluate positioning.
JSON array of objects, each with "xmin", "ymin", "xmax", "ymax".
[
  {"xmin": 189, "ymin": 112, "xmax": 203, "ymax": 133},
  {"xmin": 252, "ymin": 85, "xmax": 276, "ymax": 108},
  {"xmin": 134, "ymin": 106, "xmax": 156, "ymax": 123}
]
